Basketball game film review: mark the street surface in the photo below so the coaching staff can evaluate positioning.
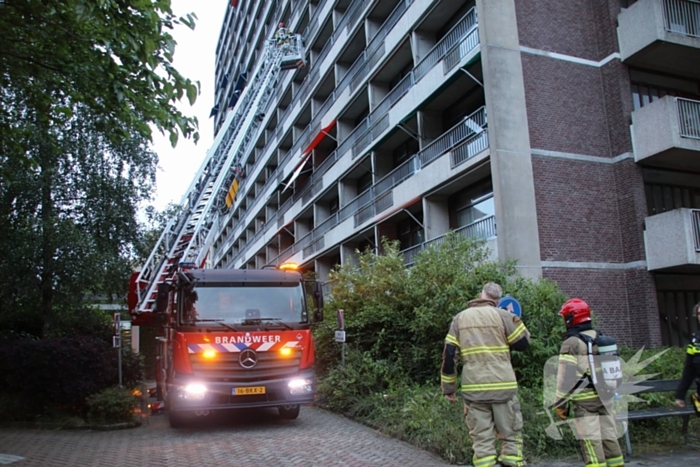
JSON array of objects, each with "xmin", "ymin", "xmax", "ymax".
[{"xmin": 0, "ymin": 406, "xmax": 697, "ymax": 466}]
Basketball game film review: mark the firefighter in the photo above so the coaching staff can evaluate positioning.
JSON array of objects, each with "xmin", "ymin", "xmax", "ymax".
[
  {"xmin": 675, "ymin": 302, "xmax": 700, "ymax": 411},
  {"xmin": 274, "ymin": 22, "xmax": 291, "ymax": 47},
  {"xmin": 554, "ymin": 299, "xmax": 624, "ymax": 467},
  {"xmin": 441, "ymin": 282, "xmax": 530, "ymax": 467}
]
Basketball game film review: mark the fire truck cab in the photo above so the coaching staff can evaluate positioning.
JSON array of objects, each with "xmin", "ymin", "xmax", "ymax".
[{"xmin": 151, "ymin": 263, "xmax": 323, "ymax": 427}]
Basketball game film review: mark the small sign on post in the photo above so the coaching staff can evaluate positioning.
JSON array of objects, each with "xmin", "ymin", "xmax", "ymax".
[
  {"xmin": 336, "ymin": 309, "xmax": 346, "ymax": 367},
  {"xmin": 113, "ymin": 313, "xmax": 123, "ymax": 387}
]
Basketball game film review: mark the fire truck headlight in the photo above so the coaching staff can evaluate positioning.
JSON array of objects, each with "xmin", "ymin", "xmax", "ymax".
[
  {"xmin": 183, "ymin": 383, "xmax": 207, "ymax": 400},
  {"xmin": 287, "ymin": 378, "xmax": 313, "ymax": 395}
]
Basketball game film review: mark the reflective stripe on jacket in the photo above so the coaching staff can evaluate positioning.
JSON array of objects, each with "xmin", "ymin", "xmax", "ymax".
[
  {"xmin": 556, "ymin": 330, "xmax": 601, "ymax": 408},
  {"xmin": 441, "ymin": 298, "xmax": 530, "ymax": 403}
]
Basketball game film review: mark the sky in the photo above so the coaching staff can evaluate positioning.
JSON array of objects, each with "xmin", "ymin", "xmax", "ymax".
[{"xmin": 149, "ymin": 0, "xmax": 228, "ymax": 211}]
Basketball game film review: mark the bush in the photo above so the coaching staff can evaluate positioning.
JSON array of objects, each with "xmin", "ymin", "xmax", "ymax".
[
  {"xmin": 0, "ymin": 336, "xmax": 143, "ymax": 418},
  {"xmin": 313, "ymin": 234, "xmax": 698, "ymax": 463},
  {"xmin": 85, "ymin": 386, "xmax": 140, "ymax": 424}
]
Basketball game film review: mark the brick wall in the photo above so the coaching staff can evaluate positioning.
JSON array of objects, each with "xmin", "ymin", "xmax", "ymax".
[
  {"xmin": 522, "ymin": 54, "xmax": 612, "ymax": 156},
  {"xmin": 516, "ymin": 0, "xmax": 623, "ymax": 59},
  {"xmin": 516, "ymin": 0, "xmax": 662, "ymax": 347},
  {"xmin": 543, "ymin": 267, "xmax": 660, "ymax": 347},
  {"xmin": 533, "ymin": 156, "xmax": 623, "ymax": 263}
]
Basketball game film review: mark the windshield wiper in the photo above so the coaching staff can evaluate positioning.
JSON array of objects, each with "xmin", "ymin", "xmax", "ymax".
[
  {"xmin": 195, "ymin": 318, "xmax": 239, "ymax": 332},
  {"xmin": 245, "ymin": 317, "xmax": 293, "ymax": 330}
]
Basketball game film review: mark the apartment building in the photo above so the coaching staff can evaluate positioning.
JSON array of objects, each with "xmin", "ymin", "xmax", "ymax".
[{"xmin": 205, "ymin": 0, "xmax": 700, "ymax": 347}]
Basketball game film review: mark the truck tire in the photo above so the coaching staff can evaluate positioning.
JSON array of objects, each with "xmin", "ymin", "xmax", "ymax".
[
  {"xmin": 166, "ymin": 392, "xmax": 188, "ymax": 428},
  {"xmin": 278, "ymin": 404, "xmax": 300, "ymax": 420},
  {"xmin": 168, "ymin": 409, "xmax": 188, "ymax": 428}
]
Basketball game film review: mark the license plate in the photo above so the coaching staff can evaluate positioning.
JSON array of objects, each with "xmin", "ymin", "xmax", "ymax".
[{"xmin": 234, "ymin": 386, "xmax": 266, "ymax": 395}]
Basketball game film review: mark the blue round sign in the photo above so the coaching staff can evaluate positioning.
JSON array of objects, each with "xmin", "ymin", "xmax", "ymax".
[{"xmin": 498, "ymin": 296, "xmax": 522, "ymax": 319}]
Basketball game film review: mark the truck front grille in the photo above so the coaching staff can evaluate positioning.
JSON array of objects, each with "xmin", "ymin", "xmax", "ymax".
[{"xmin": 189, "ymin": 350, "xmax": 302, "ymax": 383}]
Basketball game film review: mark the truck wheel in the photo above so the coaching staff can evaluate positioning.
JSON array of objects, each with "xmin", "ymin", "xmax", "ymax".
[
  {"xmin": 278, "ymin": 405, "xmax": 300, "ymax": 420},
  {"xmin": 168, "ymin": 409, "xmax": 188, "ymax": 428}
]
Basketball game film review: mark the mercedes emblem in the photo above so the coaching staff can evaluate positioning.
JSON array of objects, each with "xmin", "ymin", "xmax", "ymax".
[{"xmin": 239, "ymin": 348, "xmax": 258, "ymax": 369}]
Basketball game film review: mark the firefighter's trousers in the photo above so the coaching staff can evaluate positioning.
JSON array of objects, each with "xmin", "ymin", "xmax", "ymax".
[
  {"xmin": 465, "ymin": 394, "xmax": 525, "ymax": 467},
  {"xmin": 572, "ymin": 403, "xmax": 624, "ymax": 467}
]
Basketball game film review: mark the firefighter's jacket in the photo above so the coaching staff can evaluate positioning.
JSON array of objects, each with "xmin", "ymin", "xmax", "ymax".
[
  {"xmin": 555, "ymin": 329, "xmax": 603, "ymax": 411},
  {"xmin": 441, "ymin": 298, "xmax": 530, "ymax": 403}
]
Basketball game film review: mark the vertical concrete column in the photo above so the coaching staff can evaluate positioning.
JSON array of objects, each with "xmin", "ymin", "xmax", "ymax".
[
  {"xmin": 369, "ymin": 82, "xmax": 390, "ymax": 111},
  {"xmin": 422, "ymin": 196, "xmax": 449, "ymax": 241},
  {"xmin": 339, "ymin": 178, "xmax": 358, "ymax": 206},
  {"xmin": 376, "ymin": 223, "xmax": 397, "ymax": 252},
  {"xmin": 340, "ymin": 243, "xmax": 358, "ymax": 268},
  {"xmin": 476, "ymin": 0, "xmax": 541, "ymax": 279},
  {"xmin": 411, "ymin": 30, "xmax": 435, "ymax": 64},
  {"xmin": 418, "ymin": 110, "xmax": 442, "ymax": 149},
  {"xmin": 373, "ymin": 150, "xmax": 393, "ymax": 180},
  {"xmin": 315, "ymin": 258, "xmax": 333, "ymax": 284}
]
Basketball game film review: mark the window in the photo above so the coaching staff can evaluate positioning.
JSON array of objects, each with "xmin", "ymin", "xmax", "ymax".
[
  {"xmin": 449, "ymin": 179, "xmax": 494, "ymax": 228},
  {"xmin": 392, "ymin": 138, "xmax": 419, "ymax": 167},
  {"xmin": 329, "ymin": 196, "xmax": 339, "ymax": 215},
  {"xmin": 357, "ymin": 171, "xmax": 373, "ymax": 193},
  {"xmin": 644, "ymin": 168, "xmax": 700, "ymax": 215},
  {"xmin": 398, "ymin": 218, "xmax": 424, "ymax": 250}
]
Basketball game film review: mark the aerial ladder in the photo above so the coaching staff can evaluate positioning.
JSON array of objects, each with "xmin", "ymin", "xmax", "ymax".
[{"xmin": 130, "ymin": 25, "xmax": 305, "ymax": 325}]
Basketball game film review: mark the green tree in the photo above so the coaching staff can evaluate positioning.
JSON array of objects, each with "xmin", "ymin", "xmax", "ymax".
[
  {"xmin": 0, "ymin": 106, "xmax": 158, "ymax": 336},
  {"xmin": 0, "ymin": 0, "xmax": 199, "ymax": 148}
]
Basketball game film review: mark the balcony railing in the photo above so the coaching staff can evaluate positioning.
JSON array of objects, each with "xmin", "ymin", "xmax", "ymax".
[
  {"xmin": 678, "ymin": 97, "xmax": 700, "ymax": 139},
  {"xmin": 220, "ymin": 6, "xmax": 483, "ymax": 268},
  {"xmin": 693, "ymin": 209, "xmax": 700, "ymax": 250},
  {"xmin": 401, "ymin": 216, "xmax": 497, "ymax": 266},
  {"xmin": 663, "ymin": 0, "xmax": 700, "ymax": 38}
]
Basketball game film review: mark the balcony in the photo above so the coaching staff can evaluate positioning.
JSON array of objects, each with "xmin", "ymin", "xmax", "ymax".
[
  {"xmin": 617, "ymin": 0, "xmax": 700, "ymax": 78},
  {"xmin": 644, "ymin": 208, "xmax": 700, "ymax": 271},
  {"xmin": 631, "ymin": 96, "xmax": 700, "ymax": 170}
]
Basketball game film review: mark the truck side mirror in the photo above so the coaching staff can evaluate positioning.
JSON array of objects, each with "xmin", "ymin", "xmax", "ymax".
[{"xmin": 155, "ymin": 282, "xmax": 171, "ymax": 314}]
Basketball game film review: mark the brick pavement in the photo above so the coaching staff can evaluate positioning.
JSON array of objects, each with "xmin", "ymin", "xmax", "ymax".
[
  {"xmin": 0, "ymin": 406, "xmax": 697, "ymax": 466},
  {"xmin": 0, "ymin": 406, "xmax": 449, "ymax": 467}
]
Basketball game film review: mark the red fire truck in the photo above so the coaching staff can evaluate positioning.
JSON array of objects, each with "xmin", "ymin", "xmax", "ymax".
[{"xmin": 130, "ymin": 262, "xmax": 323, "ymax": 427}]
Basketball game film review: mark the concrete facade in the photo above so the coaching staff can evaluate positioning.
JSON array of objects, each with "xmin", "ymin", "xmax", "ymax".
[{"xmin": 205, "ymin": 0, "xmax": 700, "ymax": 347}]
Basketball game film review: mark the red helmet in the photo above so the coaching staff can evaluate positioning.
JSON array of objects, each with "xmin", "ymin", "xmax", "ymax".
[
  {"xmin": 279, "ymin": 22, "xmax": 285, "ymax": 28},
  {"xmin": 558, "ymin": 298, "xmax": 591, "ymax": 328}
]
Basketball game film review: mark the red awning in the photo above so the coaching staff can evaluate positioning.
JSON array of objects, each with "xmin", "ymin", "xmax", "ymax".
[{"xmin": 282, "ymin": 120, "xmax": 337, "ymax": 192}]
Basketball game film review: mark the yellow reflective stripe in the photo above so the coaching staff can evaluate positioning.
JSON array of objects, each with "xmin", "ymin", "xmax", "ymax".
[
  {"xmin": 499, "ymin": 454, "xmax": 525, "ymax": 466},
  {"xmin": 441, "ymin": 374, "xmax": 457, "ymax": 383},
  {"xmin": 507, "ymin": 322, "xmax": 526, "ymax": 343},
  {"xmin": 558, "ymin": 354, "xmax": 578, "ymax": 364},
  {"xmin": 571, "ymin": 389, "xmax": 599, "ymax": 401},
  {"xmin": 473, "ymin": 454, "xmax": 497, "ymax": 467},
  {"xmin": 461, "ymin": 345, "xmax": 509, "ymax": 356},
  {"xmin": 583, "ymin": 439, "xmax": 601, "ymax": 466},
  {"xmin": 462, "ymin": 381, "xmax": 518, "ymax": 392},
  {"xmin": 445, "ymin": 334, "xmax": 460, "ymax": 347},
  {"xmin": 607, "ymin": 455, "xmax": 624, "ymax": 467},
  {"xmin": 687, "ymin": 343, "xmax": 700, "ymax": 355}
]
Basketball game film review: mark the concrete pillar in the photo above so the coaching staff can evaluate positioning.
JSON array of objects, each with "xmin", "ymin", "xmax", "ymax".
[
  {"xmin": 340, "ymin": 243, "xmax": 358, "ymax": 268},
  {"xmin": 423, "ymin": 196, "xmax": 450, "ymax": 241},
  {"xmin": 339, "ymin": 178, "xmax": 358, "ymax": 206},
  {"xmin": 476, "ymin": 0, "xmax": 542, "ymax": 279},
  {"xmin": 373, "ymin": 150, "xmax": 393, "ymax": 180},
  {"xmin": 369, "ymin": 82, "xmax": 390, "ymax": 111},
  {"xmin": 376, "ymin": 223, "xmax": 398, "ymax": 252},
  {"xmin": 411, "ymin": 30, "xmax": 435, "ymax": 64},
  {"xmin": 418, "ymin": 110, "xmax": 442, "ymax": 149},
  {"xmin": 315, "ymin": 257, "xmax": 333, "ymax": 284}
]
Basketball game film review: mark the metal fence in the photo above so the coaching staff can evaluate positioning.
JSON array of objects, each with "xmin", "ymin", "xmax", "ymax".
[
  {"xmin": 677, "ymin": 97, "xmax": 700, "ymax": 140},
  {"xmin": 692, "ymin": 209, "xmax": 700, "ymax": 251},
  {"xmin": 401, "ymin": 216, "xmax": 497, "ymax": 266},
  {"xmin": 663, "ymin": 0, "xmax": 700, "ymax": 38}
]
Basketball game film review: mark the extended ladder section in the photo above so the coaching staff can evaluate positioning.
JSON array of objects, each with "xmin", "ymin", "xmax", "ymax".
[{"xmin": 132, "ymin": 29, "xmax": 305, "ymax": 320}]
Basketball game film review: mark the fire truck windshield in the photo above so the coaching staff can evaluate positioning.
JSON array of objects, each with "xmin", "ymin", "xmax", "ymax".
[{"xmin": 184, "ymin": 284, "xmax": 306, "ymax": 324}]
